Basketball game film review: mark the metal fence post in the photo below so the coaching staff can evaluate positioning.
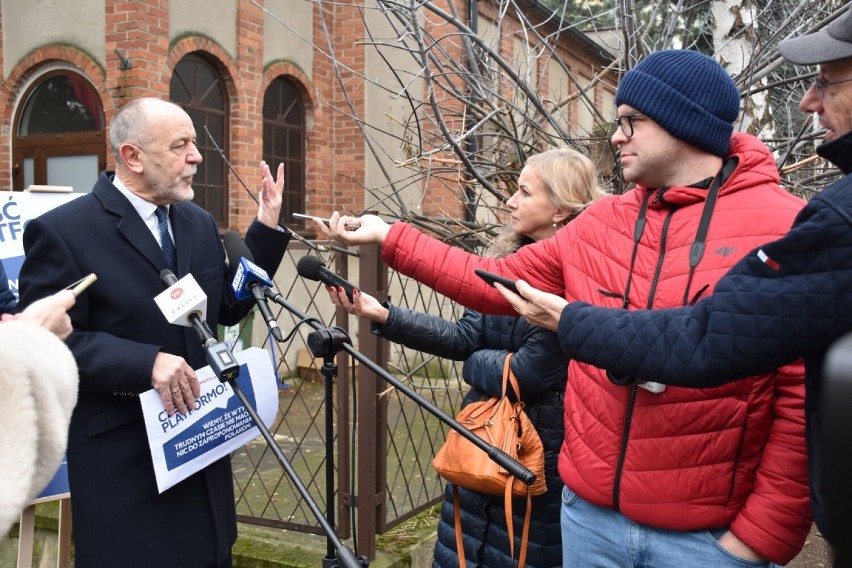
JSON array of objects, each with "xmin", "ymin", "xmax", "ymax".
[{"xmin": 355, "ymin": 243, "xmax": 389, "ymax": 559}]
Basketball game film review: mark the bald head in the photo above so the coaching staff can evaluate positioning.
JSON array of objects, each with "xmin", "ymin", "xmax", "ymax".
[
  {"xmin": 109, "ymin": 98, "xmax": 187, "ymax": 160},
  {"xmin": 109, "ymin": 97, "xmax": 201, "ymax": 204}
]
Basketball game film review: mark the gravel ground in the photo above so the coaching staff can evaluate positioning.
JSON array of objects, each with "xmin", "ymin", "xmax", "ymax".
[{"xmin": 787, "ymin": 524, "xmax": 832, "ymax": 567}]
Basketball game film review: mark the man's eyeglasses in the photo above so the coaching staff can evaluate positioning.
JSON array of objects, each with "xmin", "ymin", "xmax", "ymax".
[
  {"xmin": 614, "ymin": 113, "xmax": 646, "ymax": 138},
  {"xmin": 814, "ymin": 76, "xmax": 852, "ymax": 95}
]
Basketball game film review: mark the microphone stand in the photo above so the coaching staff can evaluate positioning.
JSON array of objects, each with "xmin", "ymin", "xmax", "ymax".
[
  {"xmin": 225, "ymin": 376, "xmax": 365, "ymax": 568},
  {"xmin": 229, "ymin": 287, "xmax": 536, "ymax": 566},
  {"xmin": 249, "ymin": 292, "xmax": 368, "ymax": 567},
  {"xmin": 306, "ymin": 325, "xmax": 358, "ymax": 568},
  {"xmin": 263, "ymin": 288, "xmax": 537, "ymax": 484}
]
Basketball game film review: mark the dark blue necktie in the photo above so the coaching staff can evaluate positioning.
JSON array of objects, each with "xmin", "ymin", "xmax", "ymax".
[{"xmin": 155, "ymin": 206, "xmax": 177, "ymax": 273}]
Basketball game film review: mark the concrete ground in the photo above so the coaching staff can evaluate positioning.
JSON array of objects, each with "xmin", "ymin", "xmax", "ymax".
[
  {"xmin": 1, "ymin": 502, "xmax": 440, "ymax": 568},
  {"xmin": 230, "ymin": 519, "xmax": 439, "ymax": 568},
  {"xmin": 1, "ymin": 503, "xmax": 832, "ymax": 567}
]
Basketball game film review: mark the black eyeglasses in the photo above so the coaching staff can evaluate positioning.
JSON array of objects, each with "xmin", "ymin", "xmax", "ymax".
[
  {"xmin": 814, "ymin": 76, "xmax": 852, "ymax": 95},
  {"xmin": 614, "ymin": 113, "xmax": 646, "ymax": 137}
]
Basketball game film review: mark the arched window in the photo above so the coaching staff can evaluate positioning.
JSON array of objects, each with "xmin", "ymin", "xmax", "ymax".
[
  {"xmin": 170, "ymin": 53, "xmax": 229, "ymax": 226},
  {"xmin": 13, "ymin": 70, "xmax": 106, "ymax": 192},
  {"xmin": 263, "ymin": 77, "xmax": 305, "ymax": 229}
]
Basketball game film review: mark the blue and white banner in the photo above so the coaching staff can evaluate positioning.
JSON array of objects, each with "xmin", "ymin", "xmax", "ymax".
[
  {"xmin": 0, "ymin": 190, "xmax": 82, "ymax": 301},
  {"xmin": 140, "ymin": 347, "xmax": 278, "ymax": 493}
]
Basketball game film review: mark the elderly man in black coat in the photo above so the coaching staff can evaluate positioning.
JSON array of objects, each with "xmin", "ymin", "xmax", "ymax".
[{"xmin": 17, "ymin": 97, "xmax": 290, "ymax": 567}]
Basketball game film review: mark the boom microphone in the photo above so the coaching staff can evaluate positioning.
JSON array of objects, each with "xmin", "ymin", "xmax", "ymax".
[
  {"xmin": 223, "ymin": 231, "xmax": 284, "ymax": 343},
  {"xmin": 296, "ymin": 255, "xmax": 356, "ymax": 302},
  {"xmin": 156, "ymin": 269, "xmax": 239, "ymax": 381}
]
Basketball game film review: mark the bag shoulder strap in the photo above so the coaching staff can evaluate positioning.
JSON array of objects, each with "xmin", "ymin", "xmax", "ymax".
[
  {"xmin": 682, "ymin": 156, "xmax": 739, "ymax": 305},
  {"xmin": 502, "ymin": 354, "xmax": 522, "ymax": 401},
  {"xmin": 503, "ymin": 479, "xmax": 532, "ymax": 568},
  {"xmin": 453, "ymin": 486, "xmax": 466, "ymax": 566},
  {"xmin": 453, "ymin": 481, "xmax": 533, "ymax": 568}
]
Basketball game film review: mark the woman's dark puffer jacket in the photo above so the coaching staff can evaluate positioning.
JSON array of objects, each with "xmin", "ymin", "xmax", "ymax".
[{"xmin": 372, "ymin": 305, "xmax": 567, "ymax": 567}]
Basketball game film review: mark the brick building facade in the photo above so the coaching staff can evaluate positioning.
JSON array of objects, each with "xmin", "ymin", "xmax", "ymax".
[{"xmin": 0, "ymin": 0, "xmax": 614, "ymax": 234}]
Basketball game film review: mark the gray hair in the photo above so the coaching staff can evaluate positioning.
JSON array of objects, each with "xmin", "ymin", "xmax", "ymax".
[{"xmin": 108, "ymin": 98, "xmax": 181, "ymax": 160}]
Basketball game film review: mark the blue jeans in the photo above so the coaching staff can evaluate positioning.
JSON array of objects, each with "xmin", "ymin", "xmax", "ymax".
[{"xmin": 560, "ymin": 485, "xmax": 777, "ymax": 568}]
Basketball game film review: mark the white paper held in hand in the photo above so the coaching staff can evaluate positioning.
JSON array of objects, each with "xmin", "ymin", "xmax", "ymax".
[{"xmin": 140, "ymin": 347, "xmax": 279, "ymax": 493}]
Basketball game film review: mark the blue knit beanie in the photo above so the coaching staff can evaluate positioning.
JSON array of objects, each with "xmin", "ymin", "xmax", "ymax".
[{"xmin": 615, "ymin": 50, "xmax": 740, "ymax": 157}]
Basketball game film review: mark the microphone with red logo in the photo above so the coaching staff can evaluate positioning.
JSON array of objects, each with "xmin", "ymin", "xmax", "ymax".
[{"xmin": 155, "ymin": 269, "xmax": 239, "ymax": 381}]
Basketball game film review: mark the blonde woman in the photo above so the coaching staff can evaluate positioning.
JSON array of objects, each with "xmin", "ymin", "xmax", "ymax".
[{"xmin": 326, "ymin": 148, "xmax": 604, "ymax": 568}]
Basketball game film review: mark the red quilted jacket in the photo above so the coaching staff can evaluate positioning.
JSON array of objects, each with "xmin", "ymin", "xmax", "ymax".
[{"xmin": 382, "ymin": 133, "xmax": 813, "ymax": 564}]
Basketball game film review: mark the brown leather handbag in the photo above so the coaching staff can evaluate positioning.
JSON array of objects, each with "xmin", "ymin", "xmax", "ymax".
[{"xmin": 432, "ymin": 354, "xmax": 546, "ymax": 567}]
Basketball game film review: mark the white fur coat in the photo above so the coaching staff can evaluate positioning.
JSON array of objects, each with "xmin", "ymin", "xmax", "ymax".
[{"xmin": 0, "ymin": 321, "xmax": 78, "ymax": 535}]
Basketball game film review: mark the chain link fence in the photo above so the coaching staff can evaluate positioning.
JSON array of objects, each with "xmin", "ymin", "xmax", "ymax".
[{"xmin": 230, "ymin": 239, "xmax": 467, "ymax": 555}]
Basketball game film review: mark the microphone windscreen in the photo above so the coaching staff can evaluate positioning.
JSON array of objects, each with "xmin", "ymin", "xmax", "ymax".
[
  {"xmin": 161, "ymin": 269, "xmax": 178, "ymax": 287},
  {"xmin": 296, "ymin": 255, "xmax": 326, "ymax": 282},
  {"xmin": 223, "ymin": 230, "xmax": 253, "ymax": 276}
]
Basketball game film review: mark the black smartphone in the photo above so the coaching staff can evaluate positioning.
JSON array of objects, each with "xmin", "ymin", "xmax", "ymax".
[{"xmin": 474, "ymin": 268, "xmax": 520, "ymax": 295}]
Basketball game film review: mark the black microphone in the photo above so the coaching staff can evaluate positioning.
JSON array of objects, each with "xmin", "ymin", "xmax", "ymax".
[
  {"xmin": 222, "ymin": 231, "xmax": 284, "ymax": 343},
  {"xmin": 158, "ymin": 269, "xmax": 240, "ymax": 382},
  {"xmin": 296, "ymin": 255, "xmax": 356, "ymax": 302}
]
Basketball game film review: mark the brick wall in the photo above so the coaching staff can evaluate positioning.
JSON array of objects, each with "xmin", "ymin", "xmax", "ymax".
[{"xmin": 0, "ymin": 0, "xmax": 611, "ymax": 234}]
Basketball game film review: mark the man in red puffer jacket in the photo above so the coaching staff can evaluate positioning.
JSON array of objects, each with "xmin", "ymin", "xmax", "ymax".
[{"xmin": 318, "ymin": 50, "xmax": 813, "ymax": 567}]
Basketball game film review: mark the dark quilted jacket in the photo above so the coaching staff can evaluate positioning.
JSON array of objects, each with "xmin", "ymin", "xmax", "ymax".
[
  {"xmin": 559, "ymin": 130, "xmax": 852, "ymax": 544},
  {"xmin": 372, "ymin": 305, "xmax": 566, "ymax": 567}
]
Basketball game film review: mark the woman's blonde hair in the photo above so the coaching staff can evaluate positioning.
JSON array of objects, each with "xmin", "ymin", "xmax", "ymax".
[{"xmin": 486, "ymin": 147, "xmax": 606, "ymax": 257}]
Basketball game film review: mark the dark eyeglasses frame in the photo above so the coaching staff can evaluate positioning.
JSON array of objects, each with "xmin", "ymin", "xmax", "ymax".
[
  {"xmin": 814, "ymin": 76, "xmax": 852, "ymax": 95},
  {"xmin": 614, "ymin": 113, "xmax": 646, "ymax": 138}
]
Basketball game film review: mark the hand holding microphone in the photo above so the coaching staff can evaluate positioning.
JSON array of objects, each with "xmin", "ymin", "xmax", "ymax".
[
  {"xmin": 326, "ymin": 286, "xmax": 389, "ymax": 324},
  {"xmin": 296, "ymin": 255, "xmax": 357, "ymax": 302}
]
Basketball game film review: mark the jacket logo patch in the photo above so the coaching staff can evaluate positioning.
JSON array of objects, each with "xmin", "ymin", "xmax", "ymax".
[
  {"xmin": 757, "ymin": 248, "xmax": 780, "ymax": 271},
  {"xmin": 714, "ymin": 246, "xmax": 737, "ymax": 257}
]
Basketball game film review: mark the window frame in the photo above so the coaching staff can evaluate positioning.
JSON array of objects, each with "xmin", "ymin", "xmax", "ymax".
[
  {"xmin": 12, "ymin": 69, "xmax": 106, "ymax": 191},
  {"xmin": 262, "ymin": 76, "xmax": 306, "ymax": 231},
  {"xmin": 170, "ymin": 53, "xmax": 230, "ymax": 227}
]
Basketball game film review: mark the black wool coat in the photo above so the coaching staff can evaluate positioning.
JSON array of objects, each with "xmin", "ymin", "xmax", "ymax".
[{"xmin": 18, "ymin": 172, "xmax": 290, "ymax": 567}]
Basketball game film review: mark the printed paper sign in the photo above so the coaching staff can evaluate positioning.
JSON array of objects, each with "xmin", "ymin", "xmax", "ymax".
[{"xmin": 141, "ymin": 347, "xmax": 278, "ymax": 493}]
